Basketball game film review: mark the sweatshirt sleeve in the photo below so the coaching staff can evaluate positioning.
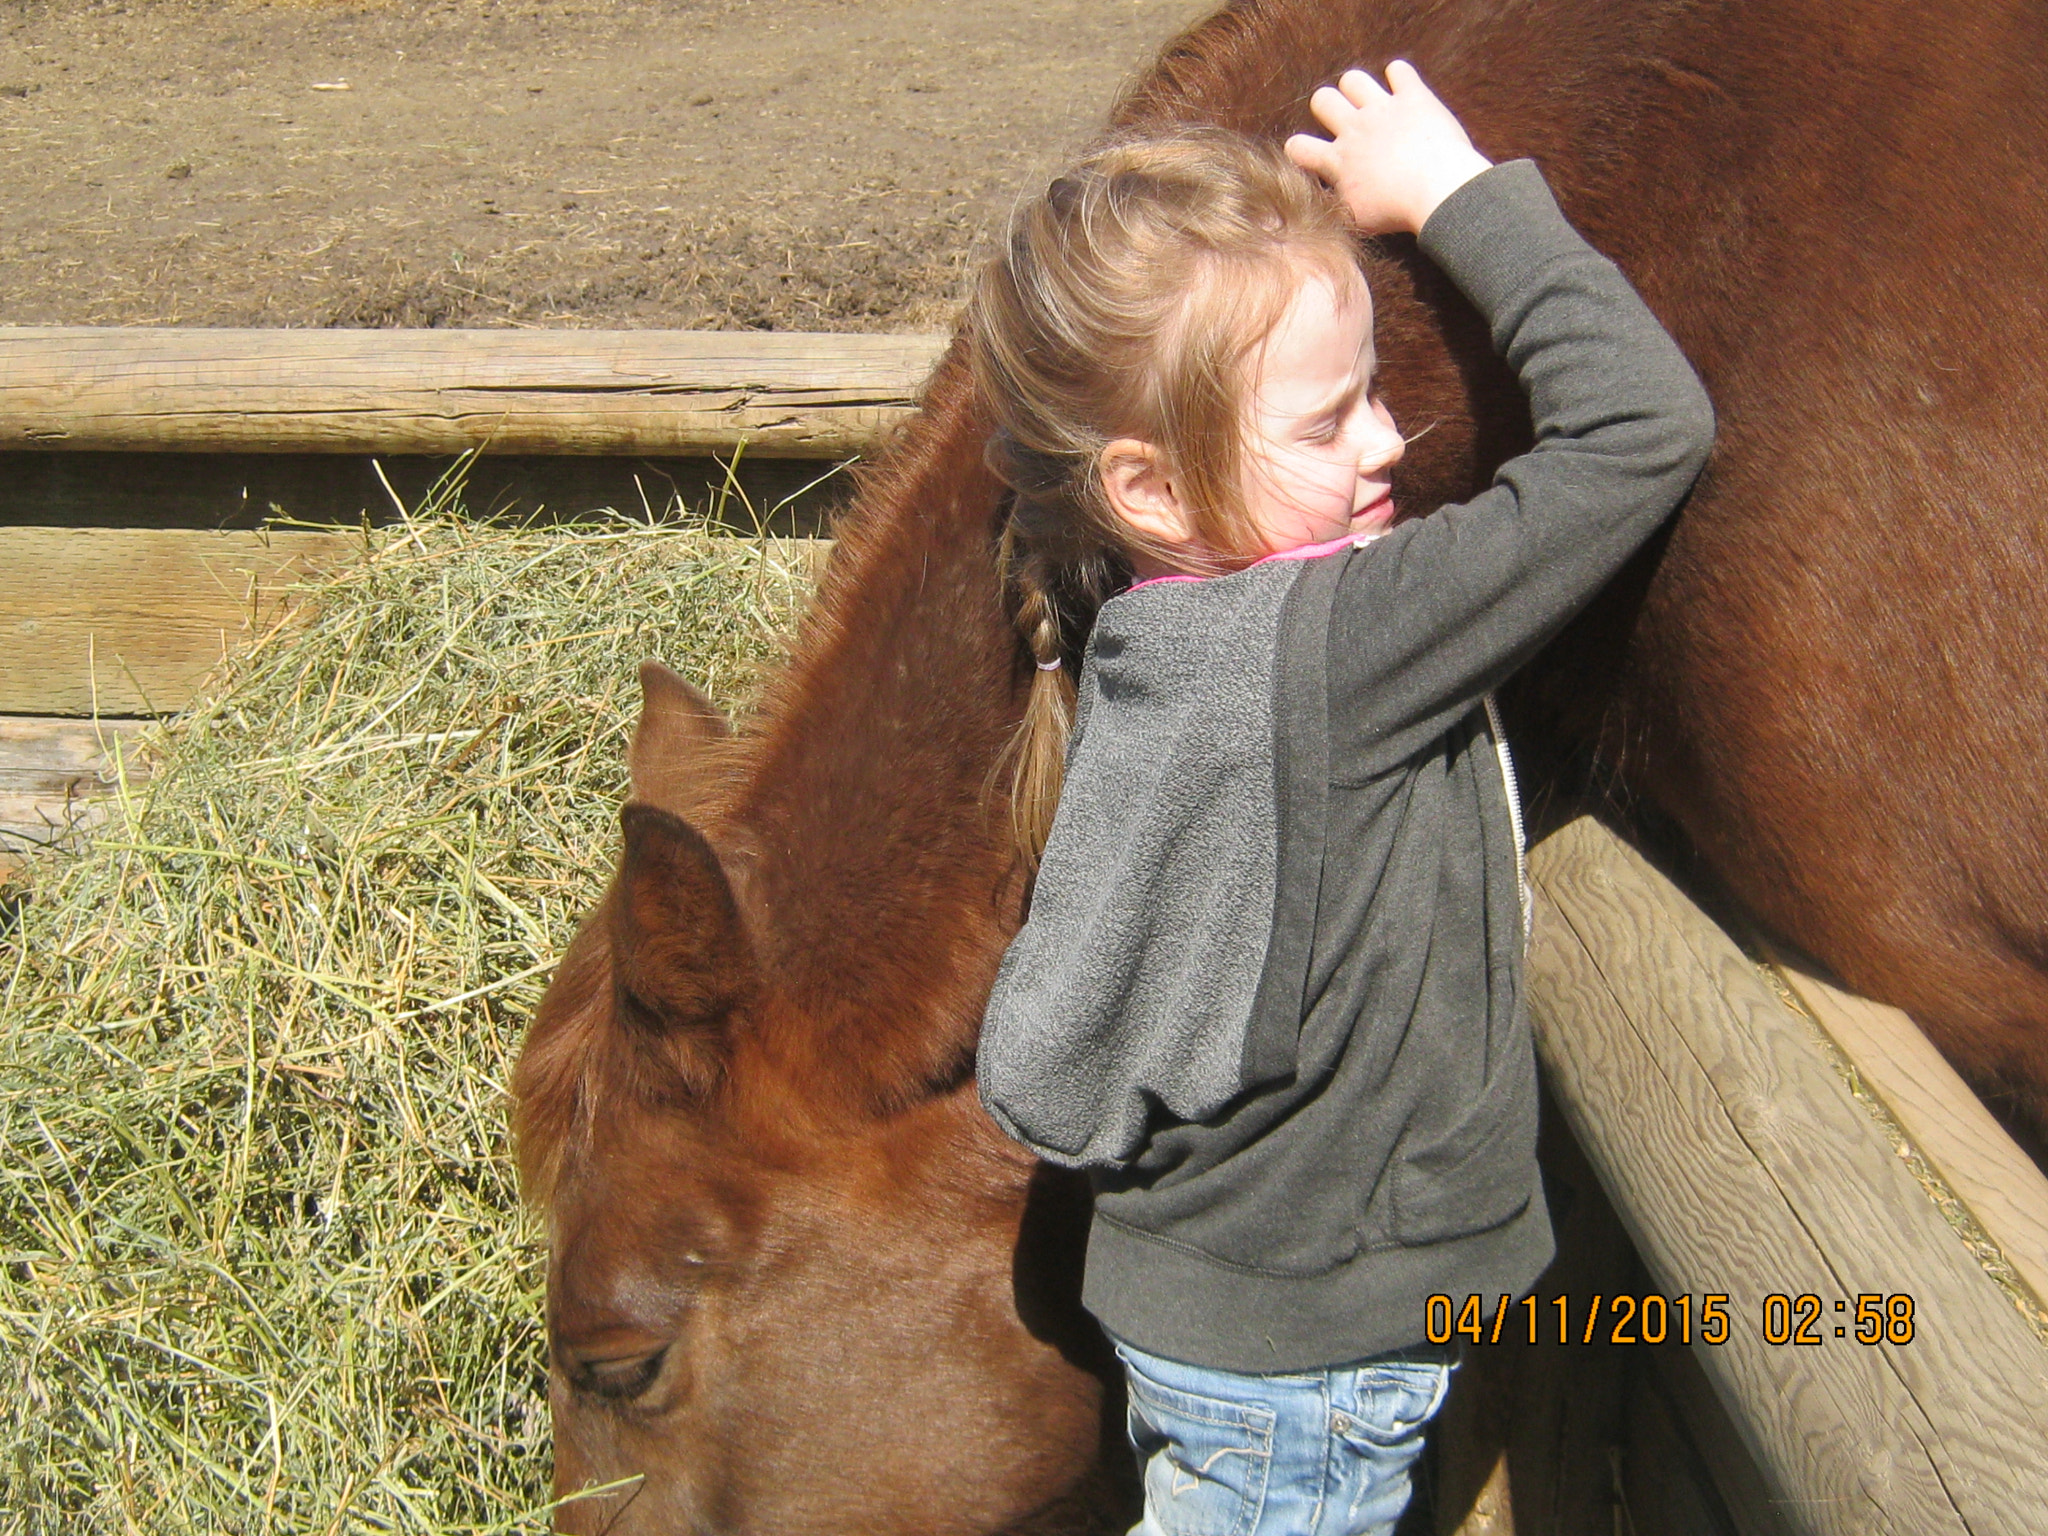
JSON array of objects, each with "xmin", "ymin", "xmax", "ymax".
[{"xmin": 1326, "ymin": 160, "xmax": 1715, "ymax": 773}]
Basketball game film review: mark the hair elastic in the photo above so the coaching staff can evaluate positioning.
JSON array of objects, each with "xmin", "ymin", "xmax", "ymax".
[{"xmin": 1037, "ymin": 657, "xmax": 1063, "ymax": 672}]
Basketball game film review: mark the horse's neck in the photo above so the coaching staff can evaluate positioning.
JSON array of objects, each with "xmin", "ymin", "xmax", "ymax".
[{"xmin": 731, "ymin": 356, "xmax": 1028, "ymax": 1111}]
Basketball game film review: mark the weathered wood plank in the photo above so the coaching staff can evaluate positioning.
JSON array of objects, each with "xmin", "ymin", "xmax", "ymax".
[
  {"xmin": 0, "ymin": 526, "xmax": 358, "ymax": 714},
  {"xmin": 0, "ymin": 528, "xmax": 833, "ymax": 717},
  {"xmin": 1773, "ymin": 960, "xmax": 2048, "ymax": 1319},
  {"xmin": 1624, "ymin": 1353, "xmax": 1746, "ymax": 1536},
  {"xmin": 0, "ymin": 715, "xmax": 150, "ymax": 858},
  {"xmin": 1526, "ymin": 815, "xmax": 2048, "ymax": 1536},
  {"xmin": 0, "ymin": 328, "xmax": 947, "ymax": 457}
]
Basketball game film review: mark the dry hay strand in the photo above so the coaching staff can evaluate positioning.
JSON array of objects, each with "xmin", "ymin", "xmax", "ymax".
[{"xmin": 0, "ymin": 504, "xmax": 819, "ymax": 1532}]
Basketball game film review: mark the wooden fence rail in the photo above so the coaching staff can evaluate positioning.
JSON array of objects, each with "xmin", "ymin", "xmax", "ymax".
[
  {"xmin": 1527, "ymin": 815, "xmax": 2048, "ymax": 1536},
  {"xmin": 3, "ymin": 325, "xmax": 935, "ymax": 851},
  {"xmin": 0, "ymin": 327, "xmax": 949, "ymax": 457}
]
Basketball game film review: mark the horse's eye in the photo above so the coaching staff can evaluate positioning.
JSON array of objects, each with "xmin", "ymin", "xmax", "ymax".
[{"xmin": 569, "ymin": 1345, "xmax": 669, "ymax": 1401}]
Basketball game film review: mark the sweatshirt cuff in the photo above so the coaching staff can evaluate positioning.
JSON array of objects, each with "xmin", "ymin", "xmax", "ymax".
[{"xmin": 1417, "ymin": 159, "xmax": 1593, "ymax": 322}]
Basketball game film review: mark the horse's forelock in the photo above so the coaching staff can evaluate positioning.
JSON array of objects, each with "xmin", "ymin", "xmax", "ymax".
[{"xmin": 512, "ymin": 914, "xmax": 619, "ymax": 1211}]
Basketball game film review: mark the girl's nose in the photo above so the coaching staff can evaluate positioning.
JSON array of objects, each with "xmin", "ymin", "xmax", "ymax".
[{"xmin": 1360, "ymin": 406, "xmax": 1406, "ymax": 474}]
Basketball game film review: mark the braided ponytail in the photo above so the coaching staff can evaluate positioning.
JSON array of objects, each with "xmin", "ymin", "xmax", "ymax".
[{"xmin": 995, "ymin": 523, "xmax": 1078, "ymax": 861}]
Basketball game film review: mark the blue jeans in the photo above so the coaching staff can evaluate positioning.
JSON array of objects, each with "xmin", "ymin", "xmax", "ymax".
[{"xmin": 1114, "ymin": 1339, "xmax": 1454, "ymax": 1536}]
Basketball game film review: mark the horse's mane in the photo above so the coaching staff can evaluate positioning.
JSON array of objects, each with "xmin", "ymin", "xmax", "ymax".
[{"xmin": 514, "ymin": 347, "xmax": 1028, "ymax": 1200}]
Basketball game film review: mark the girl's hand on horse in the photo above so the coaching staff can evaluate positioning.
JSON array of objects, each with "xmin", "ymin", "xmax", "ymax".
[{"xmin": 1286, "ymin": 60, "xmax": 1493, "ymax": 236}]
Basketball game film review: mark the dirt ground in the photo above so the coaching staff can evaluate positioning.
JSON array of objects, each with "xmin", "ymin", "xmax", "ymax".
[{"xmin": 0, "ymin": 0, "xmax": 1215, "ymax": 332}]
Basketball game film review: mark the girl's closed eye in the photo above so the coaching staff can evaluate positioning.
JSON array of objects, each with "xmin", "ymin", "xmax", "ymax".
[
  {"xmin": 1307, "ymin": 373, "xmax": 1384, "ymax": 447},
  {"xmin": 1300, "ymin": 389, "xmax": 1361, "ymax": 446}
]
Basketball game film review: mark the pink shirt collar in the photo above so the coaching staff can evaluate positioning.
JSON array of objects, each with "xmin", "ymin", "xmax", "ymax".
[{"xmin": 1125, "ymin": 530, "xmax": 1384, "ymax": 593}]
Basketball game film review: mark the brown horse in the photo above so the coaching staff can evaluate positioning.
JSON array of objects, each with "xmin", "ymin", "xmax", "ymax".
[{"xmin": 513, "ymin": 0, "xmax": 2048, "ymax": 1528}]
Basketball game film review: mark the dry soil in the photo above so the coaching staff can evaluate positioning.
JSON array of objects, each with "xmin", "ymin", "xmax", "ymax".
[{"xmin": 0, "ymin": 0, "xmax": 1216, "ymax": 331}]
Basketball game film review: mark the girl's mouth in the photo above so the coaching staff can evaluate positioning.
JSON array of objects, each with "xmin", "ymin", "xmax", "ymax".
[{"xmin": 1351, "ymin": 489, "xmax": 1396, "ymax": 529}]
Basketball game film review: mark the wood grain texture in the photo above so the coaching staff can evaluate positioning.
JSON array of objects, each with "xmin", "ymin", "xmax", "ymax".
[
  {"xmin": 0, "ymin": 327, "xmax": 948, "ymax": 457},
  {"xmin": 0, "ymin": 715, "xmax": 149, "ymax": 857},
  {"xmin": 1774, "ymin": 961, "xmax": 2048, "ymax": 1318},
  {"xmin": 1526, "ymin": 815, "xmax": 2048, "ymax": 1536},
  {"xmin": 0, "ymin": 526, "xmax": 356, "ymax": 714}
]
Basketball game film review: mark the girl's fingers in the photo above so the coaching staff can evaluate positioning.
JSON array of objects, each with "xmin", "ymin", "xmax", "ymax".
[
  {"xmin": 1306, "ymin": 82, "xmax": 1354, "ymax": 134},
  {"xmin": 1385, "ymin": 59, "xmax": 1449, "ymax": 114},
  {"xmin": 1336, "ymin": 67, "xmax": 1387, "ymax": 109},
  {"xmin": 1284, "ymin": 132, "xmax": 1338, "ymax": 182}
]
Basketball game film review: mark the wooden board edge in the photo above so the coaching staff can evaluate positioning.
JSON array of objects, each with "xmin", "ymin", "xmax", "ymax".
[
  {"xmin": 0, "ymin": 715, "xmax": 155, "ymax": 866},
  {"xmin": 0, "ymin": 327, "xmax": 952, "ymax": 457},
  {"xmin": 1769, "ymin": 959, "xmax": 2048, "ymax": 1322},
  {"xmin": 1526, "ymin": 813, "xmax": 2048, "ymax": 1535},
  {"xmin": 0, "ymin": 529, "xmax": 833, "ymax": 717}
]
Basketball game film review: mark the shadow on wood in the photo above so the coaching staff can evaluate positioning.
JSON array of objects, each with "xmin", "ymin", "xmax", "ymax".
[{"xmin": 0, "ymin": 450, "xmax": 854, "ymax": 536}]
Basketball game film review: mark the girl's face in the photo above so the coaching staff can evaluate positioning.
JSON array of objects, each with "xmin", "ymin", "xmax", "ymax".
[{"xmin": 1237, "ymin": 267, "xmax": 1405, "ymax": 552}]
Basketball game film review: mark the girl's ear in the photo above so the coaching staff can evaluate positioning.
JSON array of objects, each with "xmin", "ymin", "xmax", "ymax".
[{"xmin": 1099, "ymin": 439, "xmax": 1195, "ymax": 548}]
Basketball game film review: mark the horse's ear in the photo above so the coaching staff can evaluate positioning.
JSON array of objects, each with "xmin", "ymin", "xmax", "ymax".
[
  {"xmin": 608, "ymin": 803, "xmax": 753, "ymax": 1096},
  {"xmin": 629, "ymin": 659, "xmax": 728, "ymax": 816}
]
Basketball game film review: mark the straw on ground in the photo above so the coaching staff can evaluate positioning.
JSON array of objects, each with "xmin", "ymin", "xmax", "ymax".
[{"xmin": 1, "ymin": 507, "xmax": 818, "ymax": 1533}]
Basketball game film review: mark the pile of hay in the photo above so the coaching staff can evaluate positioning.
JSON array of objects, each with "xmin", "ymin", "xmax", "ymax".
[{"xmin": 0, "ymin": 509, "xmax": 820, "ymax": 1531}]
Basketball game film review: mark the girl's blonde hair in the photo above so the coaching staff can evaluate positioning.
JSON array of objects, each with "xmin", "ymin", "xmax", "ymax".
[{"xmin": 965, "ymin": 127, "xmax": 1362, "ymax": 863}]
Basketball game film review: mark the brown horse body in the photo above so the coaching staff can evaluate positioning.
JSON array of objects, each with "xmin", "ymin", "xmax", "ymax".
[{"xmin": 514, "ymin": 0, "xmax": 2048, "ymax": 1527}]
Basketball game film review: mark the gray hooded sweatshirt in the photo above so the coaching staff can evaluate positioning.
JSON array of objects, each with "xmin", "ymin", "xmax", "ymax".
[{"xmin": 978, "ymin": 160, "xmax": 1715, "ymax": 1373}]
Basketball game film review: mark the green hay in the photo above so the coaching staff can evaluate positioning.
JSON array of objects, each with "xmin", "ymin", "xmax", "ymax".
[{"xmin": 0, "ymin": 504, "xmax": 821, "ymax": 1532}]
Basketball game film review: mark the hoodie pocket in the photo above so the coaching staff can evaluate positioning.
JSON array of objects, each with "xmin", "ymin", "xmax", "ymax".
[{"xmin": 1387, "ymin": 1049, "xmax": 1536, "ymax": 1245}]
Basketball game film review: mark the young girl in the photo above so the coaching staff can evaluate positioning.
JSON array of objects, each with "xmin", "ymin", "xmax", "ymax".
[{"xmin": 971, "ymin": 64, "xmax": 1713, "ymax": 1536}]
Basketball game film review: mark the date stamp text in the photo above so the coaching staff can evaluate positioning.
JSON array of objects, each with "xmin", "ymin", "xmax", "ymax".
[{"xmin": 1424, "ymin": 1292, "xmax": 1917, "ymax": 1346}]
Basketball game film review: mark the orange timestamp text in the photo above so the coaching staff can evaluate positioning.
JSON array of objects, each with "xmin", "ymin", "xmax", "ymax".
[{"xmin": 1424, "ymin": 1292, "xmax": 1920, "ymax": 1347}]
